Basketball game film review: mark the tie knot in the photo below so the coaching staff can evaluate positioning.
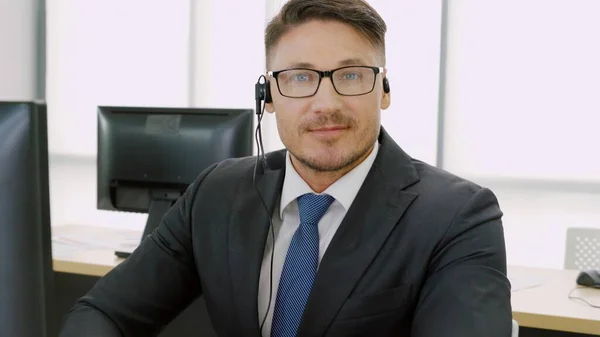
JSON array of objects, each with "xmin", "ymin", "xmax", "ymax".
[{"xmin": 297, "ymin": 193, "xmax": 335, "ymax": 225}]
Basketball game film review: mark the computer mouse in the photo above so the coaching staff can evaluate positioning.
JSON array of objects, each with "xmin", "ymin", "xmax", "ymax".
[{"xmin": 576, "ymin": 269, "xmax": 600, "ymax": 288}]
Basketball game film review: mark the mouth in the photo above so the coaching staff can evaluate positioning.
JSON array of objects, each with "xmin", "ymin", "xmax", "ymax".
[
  {"xmin": 310, "ymin": 125, "xmax": 348, "ymax": 131},
  {"xmin": 309, "ymin": 125, "xmax": 349, "ymax": 137}
]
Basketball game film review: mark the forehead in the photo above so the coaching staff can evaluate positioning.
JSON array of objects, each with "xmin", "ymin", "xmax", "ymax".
[{"xmin": 268, "ymin": 20, "xmax": 382, "ymax": 70}]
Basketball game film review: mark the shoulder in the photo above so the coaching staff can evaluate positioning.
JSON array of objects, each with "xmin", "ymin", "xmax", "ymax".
[
  {"xmin": 175, "ymin": 154, "xmax": 263, "ymax": 226},
  {"xmin": 375, "ymin": 132, "xmax": 492, "ymax": 211},
  {"xmin": 403, "ymin": 158, "xmax": 501, "ymax": 229},
  {"xmin": 389, "ymin": 158, "xmax": 505, "ymax": 270},
  {"xmin": 411, "ymin": 159, "xmax": 488, "ymax": 201},
  {"xmin": 186, "ymin": 149, "xmax": 286, "ymax": 199},
  {"xmin": 192, "ymin": 154, "xmax": 259, "ymax": 193}
]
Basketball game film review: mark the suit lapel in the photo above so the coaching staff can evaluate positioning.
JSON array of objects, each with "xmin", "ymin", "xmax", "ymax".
[
  {"xmin": 228, "ymin": 154, "xmax": 285, "ymax": 337},
  {"xmin": 298, "ymin": 128, "xmax": 420, "ymax": 336}
]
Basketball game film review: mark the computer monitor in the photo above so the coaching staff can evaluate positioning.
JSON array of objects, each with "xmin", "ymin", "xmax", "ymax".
[
  {"xmin": 0, "ymin": 101, "xmax": 54, "ymax": 337},
  {"xmin": 97, "ymin": 106, "xmax": 254, "ymax": 256}
]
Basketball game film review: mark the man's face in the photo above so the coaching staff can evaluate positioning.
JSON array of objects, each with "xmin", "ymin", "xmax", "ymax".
[{"xmin": 266, "ymin": 20, "xmax": 390, "ymax": 172}]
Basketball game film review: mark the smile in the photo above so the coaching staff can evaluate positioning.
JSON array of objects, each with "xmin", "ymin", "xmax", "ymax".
[{"xmin": 309, "ymin": 126, "xmax": 349, "ymax": 137}]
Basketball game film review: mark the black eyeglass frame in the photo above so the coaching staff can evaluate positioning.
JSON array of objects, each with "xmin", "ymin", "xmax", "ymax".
[{"xmin": 267, "ymin": 66, "xmax": 384, "ymax": 98}]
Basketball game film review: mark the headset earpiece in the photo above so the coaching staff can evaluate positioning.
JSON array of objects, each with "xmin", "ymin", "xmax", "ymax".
[
  {"xmin": 263, "ymin": 81, "xmax": 272, "ymax": 104},
  {"xmin": 383, "ymin": 77, "xmax": 390, "ymax": 94},
  {"xmin": 255, "ymin": 76, "xmax": 272, "ymax": 116},
  {"xmin": 255, "ymin": 76, "xmax": 272, "ymax": 103}
]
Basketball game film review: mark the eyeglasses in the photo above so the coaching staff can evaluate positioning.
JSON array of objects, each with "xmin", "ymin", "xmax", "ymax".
[{"xmin": 267, "ymin": 66, "xmax": 384, "ymax": 98}]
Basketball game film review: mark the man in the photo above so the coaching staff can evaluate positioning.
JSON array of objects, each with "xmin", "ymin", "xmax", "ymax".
[{"xmin": 60, "ymin": 0, "xmax": 512, "ymax": 336}]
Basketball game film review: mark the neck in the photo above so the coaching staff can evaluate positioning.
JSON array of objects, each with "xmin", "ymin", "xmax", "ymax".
[{"xmin": 290, "ymin": 145, "xmax": 374, "ymax": 193}]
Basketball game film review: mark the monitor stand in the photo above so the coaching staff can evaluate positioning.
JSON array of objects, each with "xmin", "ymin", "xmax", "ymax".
[{"xmin": 114, "ymin": 198, "xmax": 174, "ymax": 259}]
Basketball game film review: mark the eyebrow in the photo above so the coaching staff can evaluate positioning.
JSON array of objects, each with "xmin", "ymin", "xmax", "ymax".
[
  {"xmin": 338, "ymin": 58, "xmax": 367, "ymax": 66},
  {"xmin": 286, "ymin": 58, "xmax": 368, "ymax": 69}
]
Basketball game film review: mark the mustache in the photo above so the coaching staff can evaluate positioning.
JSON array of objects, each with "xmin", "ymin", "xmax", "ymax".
[{"xmin": 300, "ymin": 112, "xmax": 356, "ymax": 131}]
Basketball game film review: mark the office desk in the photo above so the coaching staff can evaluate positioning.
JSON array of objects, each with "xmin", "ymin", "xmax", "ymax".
[
  {"xmin": 52, "ymin": 225, "xmax": 600, "ymax": 335},
  {"xmin": 509, "ymin": 265, "xmax": 600, "ymax": 335},
  {"xmin": 52, "ymin": 225, "xmax": 131, "ymax": 277},
  {"xmin": 51, "ymin": 225, "xmax": 217, "ymax": 337}
]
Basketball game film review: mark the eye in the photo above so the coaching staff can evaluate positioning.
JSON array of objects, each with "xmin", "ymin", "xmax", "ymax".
[
  {"xmin": 294, "ymin": 73, "xmax": 310, "ymax": 82},
  {"xmin": 337, "ymin": 70, "xmax": 363, "ymax": 81},
  {"xmin": 343, "ymin": 72, "xmax": 360, "ymax": 80}
]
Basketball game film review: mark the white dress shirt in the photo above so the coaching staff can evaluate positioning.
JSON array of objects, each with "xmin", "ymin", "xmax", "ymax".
[{"xmin": 257, "ymin": 141, "xmax": 379, "ymax": 337}]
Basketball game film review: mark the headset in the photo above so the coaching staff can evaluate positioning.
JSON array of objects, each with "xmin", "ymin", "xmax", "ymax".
[
  {"xmin": 253, "ymin": 74, "xmax": 276, "ymax": 334},
  {"xmin": 252, "ymin": 73, "xmax": 390, "ymax": 334},
  {"xmin": 383, "ymin": 77, "xmax": 390, "ymax": 95}
]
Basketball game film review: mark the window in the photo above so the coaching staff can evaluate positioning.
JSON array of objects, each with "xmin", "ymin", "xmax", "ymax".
[
  {"xmin": 441, "ymin": 0, "xmax": 600, "ymax": 182},
  {"xmin": 441, "ymin": 0, "xmax": 600, "ymax": 268},
  {"xmin": 46, "ymin": 0, "xmax": 190, "ymax": 156}
]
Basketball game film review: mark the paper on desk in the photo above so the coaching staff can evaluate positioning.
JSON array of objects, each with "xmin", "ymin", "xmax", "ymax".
[
  {"xmin": 52, "ymin": 226, "xmax": 142, "ymax": 259},
  {"xmin": 509, "ymin": 276, "xmax": 543, "ymax": 292},
  {"xmin": 52, "ymin": 243, "xmax": 87, "ymax": 259},
  {"xmin": 114, "ymin": 237, "xmax": 139, "ymax": 254}
]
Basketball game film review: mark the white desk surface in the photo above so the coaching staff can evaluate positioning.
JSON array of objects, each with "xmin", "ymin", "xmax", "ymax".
[
  {"xmin": 52, "ymin": 224, "xmax": 135, "ymax": 277},
  {"xmin": 509, "ymin": 265, "xmax": 600, "ymax": 335},
  {"xmin": 52, "ymin": 225, "xmax": 600, "ymax": 334}
]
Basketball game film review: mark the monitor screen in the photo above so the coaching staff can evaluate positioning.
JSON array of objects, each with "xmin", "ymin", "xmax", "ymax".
[
  {"xmin": 0, "ymin": 101, "xmax": 53, "ymax": 337},
  {"xmin": 97, "ymin": 106, "xmax": 254, "ymax": 253}
]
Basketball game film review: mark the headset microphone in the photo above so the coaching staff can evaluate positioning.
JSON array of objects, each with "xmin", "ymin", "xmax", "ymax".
[
  {"xmin": 255, "ymin": 76, "xmax": 266, "ymax": 116},
  {"xmin": 254, "ymin": 75, "xmax": 272, "ymax": 115},
  {"xmin": 254, "ymin": 74, "xmax": 276, "ymax": 334}
]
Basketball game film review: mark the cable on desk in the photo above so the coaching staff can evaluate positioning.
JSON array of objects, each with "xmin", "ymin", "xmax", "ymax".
[{"xmin": 568, "ymin": 287, "xmax": 600, "ymax": 309}]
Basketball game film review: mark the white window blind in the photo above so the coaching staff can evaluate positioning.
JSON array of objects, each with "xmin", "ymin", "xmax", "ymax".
[
  {"xmin": 441, "ymin": 0, "xmax": 600, "ymax": 268},
  {"xmin": 442, "ymin": 0, "xmax": 600, "ymax": 182},
  {"xmin": 369, "ymin": 0, "xmax": 442, "ymax": 165},
  {"xmin": 46, "ymin": 0, "xmax": 190, "ymax": 157}
]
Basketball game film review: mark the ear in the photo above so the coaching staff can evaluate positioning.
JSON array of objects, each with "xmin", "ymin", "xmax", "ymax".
[
  {"xmin": 381, "ymin": 90, "xmax": 391, "ymax": 110},
  {"xmin": 380, "ymin": 69, "xmax": 391, "ymax": 110},
  {"xmin": 265, "ymin": 102, "xmax": 275, "ymax": 113},
  {"xmin": 265, "ymin": 80, "xmax": 276, "ymax": 113}
]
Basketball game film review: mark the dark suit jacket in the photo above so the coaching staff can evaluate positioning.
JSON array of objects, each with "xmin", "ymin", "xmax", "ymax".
[{"xmin": 59, "ymin": 128, "xmax": 512, "ymax": 337}]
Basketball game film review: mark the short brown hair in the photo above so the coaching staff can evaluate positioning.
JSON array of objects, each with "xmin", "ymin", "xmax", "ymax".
[{"xmin": 265, "ymin": 0, "xmax": 387, "ymax": 67}]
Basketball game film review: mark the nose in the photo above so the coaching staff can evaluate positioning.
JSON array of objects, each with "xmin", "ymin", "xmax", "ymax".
[{"xmin": 311, "ymin": 77, "xmax": 342, "ymax": 113}]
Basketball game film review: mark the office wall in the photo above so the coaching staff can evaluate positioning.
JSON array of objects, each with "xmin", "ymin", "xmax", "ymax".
[
  {"xmin": 45, "ymin": 0, "xmax": 190, "ymax": 157},
  {"xmin": 0, "ymin": 0, "xmax": 38, "ymax": 100},
  {"xmin": 441, "ymin": 0, "xmax": 600, "ymax": 268},
  {"xmin": 190, "ymin": 0, "xmax": 267, "ymax": 154},
  {"xmin": 368, "ymin": 0, "xmax": 442, "ymax": 165},
  {"xmin": 190, "ymin": 0, "xmax": 266, "ymax": 109}
]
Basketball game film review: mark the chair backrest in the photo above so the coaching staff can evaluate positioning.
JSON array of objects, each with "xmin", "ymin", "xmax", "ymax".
[
  {"xmin": 564, "ymin": 227, "xmax": 600, "ymax": 270},
  {"xmin": 512, "ymin": 319, "xmax": 519, "ymax": 337}
]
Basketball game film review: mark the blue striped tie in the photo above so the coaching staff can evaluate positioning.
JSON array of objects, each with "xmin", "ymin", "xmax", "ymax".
[{"xmin": 271, "ymin": 193, "xmax": 335, "ymax": 337}]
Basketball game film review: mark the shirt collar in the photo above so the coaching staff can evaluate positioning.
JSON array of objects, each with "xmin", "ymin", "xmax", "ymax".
[{"xmin": 279, "ymin": 141, "xmax": 379, "ymax": 219}]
